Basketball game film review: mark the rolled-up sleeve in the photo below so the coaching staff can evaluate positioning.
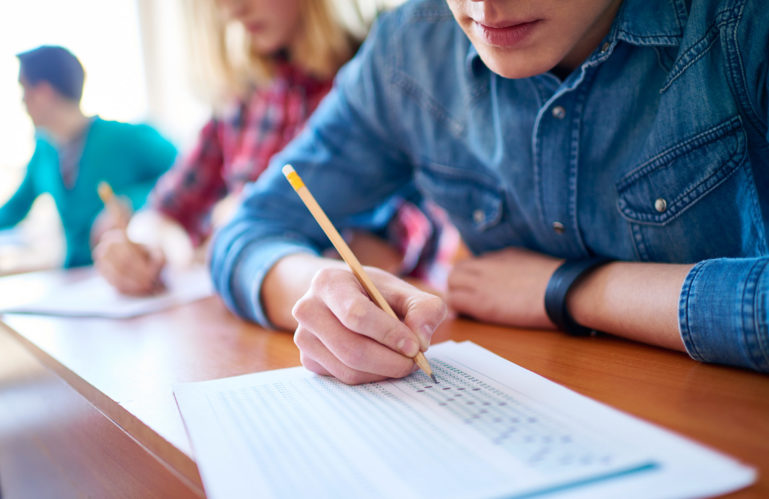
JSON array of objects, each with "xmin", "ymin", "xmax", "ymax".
[{"xmin": 679, "ymin": 257, "xmax": 769, "ymax": 372}]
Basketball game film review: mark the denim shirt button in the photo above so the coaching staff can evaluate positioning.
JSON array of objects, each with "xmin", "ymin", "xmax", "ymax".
[
  {"xmin": 654, "ymin": 198, "xmax": 667, "ymax": 213},
  {"xmin": 473, "ymin": 209, "xmax": 485, "ymax": 224},
  {"xmin": 552, "ymin": 106, "xmax": 566, "ymax": 119},
  {"xmin": 552, "ymin": 221, "xmax": 565, "ymax": 234},
  {"xmin": 600, "ymin": 41, "xmax": 611, "ymax": 53}
]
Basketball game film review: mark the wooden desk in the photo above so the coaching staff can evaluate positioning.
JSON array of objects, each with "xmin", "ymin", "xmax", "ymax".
[{"xmin": 0, "ymin": 269, "xmax": 767, "ymax": 498}]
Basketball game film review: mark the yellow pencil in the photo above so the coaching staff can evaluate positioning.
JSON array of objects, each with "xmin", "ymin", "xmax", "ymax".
[
  {"xmin": 282, "ymin": 164, "xmax": 438, "ymax": 383},
  {"xmin": 97, "ymin": 181, "xmax": 128, "ymax": 232}
]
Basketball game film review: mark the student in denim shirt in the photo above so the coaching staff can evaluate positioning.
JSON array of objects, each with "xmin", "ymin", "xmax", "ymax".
[{"xmin": 211, "ymin": 0, "xmax": 769, "ymax": 382}]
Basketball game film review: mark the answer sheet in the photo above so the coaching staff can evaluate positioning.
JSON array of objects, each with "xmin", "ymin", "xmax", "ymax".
[
  {"xmin": 174, "ymin": 341, "xmax": 755, "ymax": 499},
  {"xmin": 1, "ymin": 266, "xmax": 212, "ymax": 318}
]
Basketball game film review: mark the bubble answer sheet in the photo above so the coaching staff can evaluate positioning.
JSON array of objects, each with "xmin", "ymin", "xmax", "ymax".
[{"xmin": 174, "ymin": 341, "xmax": 755, "ymax": 499}]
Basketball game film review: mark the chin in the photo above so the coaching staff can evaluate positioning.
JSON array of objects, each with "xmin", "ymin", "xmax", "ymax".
[
  {"xmin": 251, "ymin": 39, "xmax": 283, "ymax": 57},
  {"xmin": 475, "ymin": 46, "xmax": 559, "ymax": 80}
]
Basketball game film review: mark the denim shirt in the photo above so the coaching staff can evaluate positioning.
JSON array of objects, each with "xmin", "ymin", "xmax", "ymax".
[{"xmin": 211, "ymin": 0, "xmax": 769, "ymax": 373}]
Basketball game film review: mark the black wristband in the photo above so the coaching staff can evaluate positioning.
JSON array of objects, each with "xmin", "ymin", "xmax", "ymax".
[{"xmin": 544, "ymin": 257, "xmax": 612, "ymax": 336}]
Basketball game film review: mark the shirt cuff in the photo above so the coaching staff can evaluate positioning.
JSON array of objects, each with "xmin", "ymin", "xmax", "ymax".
[
  {"xmin": 231, "ymin": 239, "xmax": 318, "ymax": 329},
  {"xmin": 679, "ymin": 258, "xmax": 769, "ymax": 372}
]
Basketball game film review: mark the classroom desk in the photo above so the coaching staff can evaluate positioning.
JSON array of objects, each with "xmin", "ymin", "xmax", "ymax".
[{"xmin": 0, "ymin": 269, "xmax": 767, "ymax": 498}]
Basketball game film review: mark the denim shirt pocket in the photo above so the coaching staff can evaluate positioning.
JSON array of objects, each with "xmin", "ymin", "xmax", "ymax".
[
  {"xmin": 615, "ymin": 116, "xmax": 757, "ymax": 261},
  {"xmin": 414, "ymin": 161, "xmax": 515, "ymax": 253}
]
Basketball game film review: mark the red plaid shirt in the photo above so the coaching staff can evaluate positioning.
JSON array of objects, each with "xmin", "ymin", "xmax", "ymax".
[
  {"xmin": 151, "ymin": 63, "xmax": 331, "ymax": 244},
  {"xmin": 151, "ymin": 62, "xmax": 457, "ymax": 287}
]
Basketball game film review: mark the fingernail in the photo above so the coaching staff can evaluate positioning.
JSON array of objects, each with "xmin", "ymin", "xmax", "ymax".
[{"xmin": 396, "ymin": 337, "xmax": 418, "ymax": 357}]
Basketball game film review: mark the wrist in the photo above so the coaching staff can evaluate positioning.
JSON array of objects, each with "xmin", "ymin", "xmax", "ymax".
[
  {"xmin": 566, "ymin": 261, "xmax": 614, "ymax": 330},
  {"xmin": 544, "ymin": 257, "xmax": 613, "ymax": 336}
]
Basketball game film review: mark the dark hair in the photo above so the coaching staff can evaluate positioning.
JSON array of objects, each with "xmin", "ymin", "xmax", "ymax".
[{"xmin": 17, "ymin": 45, "xmax": 85, "ymax": 103}]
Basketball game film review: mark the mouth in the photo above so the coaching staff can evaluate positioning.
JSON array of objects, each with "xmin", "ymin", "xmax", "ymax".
[
  {"xmin": 470, "ymin": 19, "xmax": 541, "ymax": 48},
  {"xmin": 244, "ymin": 20, "xmax": 266, "ymax": 34}
]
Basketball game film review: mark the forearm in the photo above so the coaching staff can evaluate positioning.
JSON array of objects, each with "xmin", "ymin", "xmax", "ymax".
[{"xmin": 567, "ymin": 261, "xmax": 693, "ymax": 351}]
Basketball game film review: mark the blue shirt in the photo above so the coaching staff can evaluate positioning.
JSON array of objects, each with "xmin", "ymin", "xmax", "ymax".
[
  {"xmin": 0, "ymin": 117, "xmax": 177, "ymax": 267},
  {"xmin": 211, "ymin": 0, "xmax": 769, "ymax": 373}
]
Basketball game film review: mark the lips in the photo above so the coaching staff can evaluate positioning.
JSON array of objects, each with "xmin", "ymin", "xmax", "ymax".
[
  {"xmin": 470, "ymin": 19, "xmax": 540, "ymax": 48},
  {"xmin": 245, "ymin": 22, "xmax": 265, "ymax": 33}
]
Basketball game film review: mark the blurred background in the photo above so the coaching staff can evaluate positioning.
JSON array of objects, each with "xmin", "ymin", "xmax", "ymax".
[{"xmin": 0, "ymin": 0, "xmax": 404, "ymax": 273}]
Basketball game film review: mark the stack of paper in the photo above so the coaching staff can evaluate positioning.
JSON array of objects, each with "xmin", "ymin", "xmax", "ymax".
[{"xmin": 175, "ymin": 341, "xmax": 755, "ymax": 499}]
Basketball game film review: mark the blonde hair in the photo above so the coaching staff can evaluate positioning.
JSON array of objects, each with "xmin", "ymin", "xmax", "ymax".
[{"xmin": 184, "ymin": 0, "xmax": 378, "ymax": 107}]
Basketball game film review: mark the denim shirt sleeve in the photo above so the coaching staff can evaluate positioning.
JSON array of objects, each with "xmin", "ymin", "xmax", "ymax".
[
  {"xmin": 679, "ymin": 258, "xmax": 769, "ymax": 372},
  {"xmin": 678, "ymin": 4, "xmax": 769, "ymax": 371},
  {"xmin": 210, "ymin": 11, "xmax": 414, "ymax": 326}
]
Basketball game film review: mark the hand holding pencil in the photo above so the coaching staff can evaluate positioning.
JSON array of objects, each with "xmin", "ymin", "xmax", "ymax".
[
  {"xmin": 282, "ymin": 165, "xmax": 446, "ymax": 385},
  {"xmin": 93, "ymin": 181, "xmax": 166, "ymax": 295}
]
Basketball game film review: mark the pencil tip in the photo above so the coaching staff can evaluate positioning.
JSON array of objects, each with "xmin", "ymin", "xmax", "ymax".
[{"xmin": 431, "ymin": 374, "xmax": 438, "ymax": 384}]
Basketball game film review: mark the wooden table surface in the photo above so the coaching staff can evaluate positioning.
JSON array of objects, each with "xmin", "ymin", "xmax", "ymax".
[{"xmin": 0, "ymin": 268, "xmax": 767, "ymax": 498}]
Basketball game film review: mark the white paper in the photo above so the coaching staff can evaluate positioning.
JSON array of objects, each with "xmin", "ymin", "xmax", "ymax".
[
  {"xmin": 1, "ymin": 266, "xmax": 213, "ymax": 318},
  {"xmin": 174, "ymin": 341, "xmax": 755, "ymax": 499}
]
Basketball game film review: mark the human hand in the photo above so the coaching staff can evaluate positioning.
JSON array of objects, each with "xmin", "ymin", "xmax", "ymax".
[
  {"xmin": 447, "ymin": 247, "xmax": 562, "ymax": 329},
  {"xmin": 292, "ymin": 266, "xmax": 447, "ymax": 385},
  {"xmin": 93, "ymin": 229, "xmax": 166, "ymax": 295}
]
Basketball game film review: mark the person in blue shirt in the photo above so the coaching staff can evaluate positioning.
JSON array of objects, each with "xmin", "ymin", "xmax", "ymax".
[
  {"xmin": 211, "ymin": 0, "xmax": 769, "ymax": 381},
  {"xmin": 0, "ymin": 45, "xmax": 176, "ymax": 268}
]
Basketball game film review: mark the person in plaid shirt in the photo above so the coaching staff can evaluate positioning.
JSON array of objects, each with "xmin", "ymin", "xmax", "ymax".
[{"xmin": 94, "ymin": 0, "xmax": 458, "ymax": 296}]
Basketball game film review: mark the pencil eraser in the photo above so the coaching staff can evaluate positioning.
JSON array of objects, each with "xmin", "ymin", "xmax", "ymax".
[{"xmin": 282, "ymin": 164, "xmax": 304, "ymax": 191}]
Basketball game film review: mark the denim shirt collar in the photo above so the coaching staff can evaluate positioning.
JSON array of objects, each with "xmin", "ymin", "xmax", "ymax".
[
  {"xmin": 465, "ymin": 0, "xmax": 687, "ymax": 77},
  {"xmin": 609, "ymin": 0, "xmax": 686, "ymax": 47}
]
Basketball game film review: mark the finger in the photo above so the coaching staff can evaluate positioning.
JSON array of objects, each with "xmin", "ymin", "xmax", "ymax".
[
  {"xmin": 299, "ymin": 353, "xmax": 332, "ymax": 377},
  {"xmin": 311, "ymin": 269, "xmax": 421, "ymax": 358},
  {"xmin": 94, "ymin": 243, "xmax": 140, "ymax": 293},
  {"xmin": 294, "ymin": 322, "xmax": 405, "ymax": 385},
  {"xmin": 446, "ymin": 287, "xmax": 479, "ymax": 317},
  {"xmin": 447, "ymin": 261, "xmax": 483, "ymax": 292},
  {"xmin": 377, "ymin": 277, "xmax": 448, "ymax": 350},
  {"xmin": 98, "ymin": 259, "xmax": 152, "ymax": 295},
  {"xmin": 102, "ymin": 243, "xmax": 158, "ymax": 294},
  {"xmin": 113, "ymin": 254, "xmax": 156, "ymax": 293},
  {"xmin": 293, "ymin": 295, "xmax": 416, "ymax": 379},
  {"xmin": 94, "ymin": 236, "xmax": 156, "ymax": 294},
  {"xmin": 116, "ymin": 244, "xmax": 163, "ymax": 292}
]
